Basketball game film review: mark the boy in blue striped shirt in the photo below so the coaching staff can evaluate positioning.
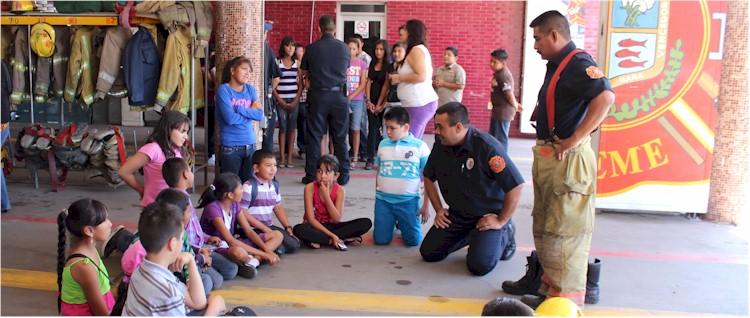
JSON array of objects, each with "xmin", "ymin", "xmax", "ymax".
[{"xmin": 374, "ymin": 107, "xmax": 431, "ymax": 246}]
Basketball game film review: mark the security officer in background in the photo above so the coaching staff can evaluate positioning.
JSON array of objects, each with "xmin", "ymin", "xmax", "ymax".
[
  {"xmin": 420, "ymin": 102, "xmax": 523, "ymax": 276},
  {"xmin": 299, "ymin": 15, "xmax": 351, "ymax": 185},
  {"xmin": 262, "ymin": 21, "xmax": 282, "ymax": 153},
  {"xmin": 509, "ymin": 11, "xmax": 614, "ymax": 308}
]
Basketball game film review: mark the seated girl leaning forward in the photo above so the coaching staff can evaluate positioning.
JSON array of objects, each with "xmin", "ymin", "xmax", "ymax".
[
  {"xmin": 198, "ymin": 172, "xmax": 283, "ymax": 278},
  {"xmin": 293, "ymin": 155, "xmax": 372, "ymax": 250}
]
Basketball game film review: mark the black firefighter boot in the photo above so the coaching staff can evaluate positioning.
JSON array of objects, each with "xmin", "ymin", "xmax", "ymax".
[
  {"xmin": 502, "ymin": 250, "xmax": 544, "ymax": 296},
  {"xmin": 585, "ymin": 258, "xmax": 602, "ymax": 304}
]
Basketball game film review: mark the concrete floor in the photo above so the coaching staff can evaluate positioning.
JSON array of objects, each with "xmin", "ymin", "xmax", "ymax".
[{"xmin": 1, "ymin": 127, "xmax": 748, "ymax": 316}]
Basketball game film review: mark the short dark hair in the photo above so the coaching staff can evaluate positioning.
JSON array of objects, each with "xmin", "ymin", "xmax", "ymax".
[
  {"xmin": 351, "ymin": 33, "xmax": 364, "ymax": 46},
  {"xmin": 435, "ymin": 102, "xmax": 470, "ymax": 126},
  {"xmin": 319, "ymin": 15, "xmax": 335, "ymax": 33},
  {"xmin": 155, "ymin": 188, "xmax": 190, "ymax": 214},
  {"xmin": 529, "ymin": 10, "xmax": 571, "ymax": 41},
  {"xmin": 138, "ymin": 201, "xmax": 184, "ymax": 254},
  {"xmin": 383, "ymin": 106, "xmax": 410, "ymax": 126},
  {"xmin": 252, "ymin": 149, "xmax": 275, "ymax": 166},
  {"xmin": 317, "ymin": 154, "xmax": 339, "ymax": 173},
  {"xmin": 445, "ymin": 46, "xmax": 458, "ymax": 57},
  {"xmin": 346, "ymin": 38, "xmax": 359, "ymax": 46},
  {"xmin": 162, "ymin": 157, "xmax": 189, "ymax": 187},
  {"xmin": 491, "ymin": 49, "xmax": 508, "ymax": 62},
  {"xmin": 482, "ymin": 297, "xmax": 534, "ymax": 316}
]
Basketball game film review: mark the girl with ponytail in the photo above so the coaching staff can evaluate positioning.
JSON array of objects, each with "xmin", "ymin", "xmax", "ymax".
[
  {"xmin": 57, "ymin": 199, "xmax": 115, "ymax": 316},
  {"xmin": 198, "ymin": 172, "xmax": 283, "ymax": 279}
]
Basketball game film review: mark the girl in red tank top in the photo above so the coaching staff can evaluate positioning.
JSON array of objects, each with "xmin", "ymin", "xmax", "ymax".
[{"xmin": 293, "ymin": 155, "xmax": 372, "ymax": 250}]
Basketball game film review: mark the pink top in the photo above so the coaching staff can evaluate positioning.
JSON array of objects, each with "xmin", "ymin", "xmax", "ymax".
[
  {"xmin": 306, "ymin": 181, "xmax": 340, "ymax": 224},
  {"xmin": 138, "ymin": 142, "xmax": 182, "ymax": 206},
  {"xmin": 346, "ymin": 58, "xmax": 368, "ymax": 100},
  {"xmin": 120, "ymin": 240, "xmax": 146, "ymax": 282}
]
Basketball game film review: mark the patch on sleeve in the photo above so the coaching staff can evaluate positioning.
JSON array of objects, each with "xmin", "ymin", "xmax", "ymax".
[
  {"xmin": 489, "ymin": 156, "xmax": 506, "ymax": 174},
  {"xmin": 586, "ymin": 66, "xmax": 604, "ymax": 79}
]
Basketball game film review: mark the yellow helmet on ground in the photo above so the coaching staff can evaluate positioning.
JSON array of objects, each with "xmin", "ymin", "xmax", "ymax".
[
  {"xmin": 11, "ymin": 1, "xmax": 34, "ymax": 12},
  {"xmin": 534, "ymin": 297, "xmax": 584, "ymax": 317},
  {"xmin": 30, "ymin": 22, "xmax": 55, "ymax": 57}
]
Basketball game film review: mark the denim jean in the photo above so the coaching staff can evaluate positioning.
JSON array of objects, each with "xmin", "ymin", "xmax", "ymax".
[
  {"xmin": 276, "ymin": 98, "xmax": 298, "ymax": 132},
  {"xmin": 373, "ymin": 196, "xmax": 422, "ymax": 246},
  {"xmin": 1, "ymin": 127, "xmax": 9, "ymax": 211},
  {"xmin": 220, "ymin": 144, "xmax": 256, "ymax": 183},
  {"xmin": 488, "ymin": 119, "xmax": 511, "ymax": 152}
]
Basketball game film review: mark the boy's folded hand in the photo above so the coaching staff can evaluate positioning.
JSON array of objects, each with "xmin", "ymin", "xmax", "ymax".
[{"xmin": 169, "ymin": 252, "xmax": 195, "ymax": 272}]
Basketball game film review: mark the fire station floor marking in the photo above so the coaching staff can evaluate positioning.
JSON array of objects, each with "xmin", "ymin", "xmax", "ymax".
[{"xmin": 0, "ymin": 268, "xmax": 741, "ymax": 317}]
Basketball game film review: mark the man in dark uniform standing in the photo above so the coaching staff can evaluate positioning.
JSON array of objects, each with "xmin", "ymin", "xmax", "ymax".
[
  {"xmin": 299, "ymin": 15, "xmax": 351, "ymax": 185},
  {"xmin": 505, "ymin": 11, "xmax": 614, "ymax": 308},
  {"xmin": 262, "ymin": 21, "xmax": 282, "ymax": 153},
  {"xmin": 420, "ymin": 102, "xmax": 523, "ymax": 276}
]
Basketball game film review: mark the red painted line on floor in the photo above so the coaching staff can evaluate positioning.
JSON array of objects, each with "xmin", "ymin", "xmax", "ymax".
[
  {"xmin": 3, "ymin": 215, "xmax": 746, "ymax": 265},
  {"xmin": 1, "ymin": 215, "xmax": 137, "ymax": 230},
  {"xmin": 275, "ymin": 170, "xmax": 377, "ymax": 179}
]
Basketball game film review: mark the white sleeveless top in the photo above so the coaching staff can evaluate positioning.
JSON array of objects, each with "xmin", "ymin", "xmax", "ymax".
[{"xmin": 397, "ymin": 45, "xmax": 438, "ymax": 107}]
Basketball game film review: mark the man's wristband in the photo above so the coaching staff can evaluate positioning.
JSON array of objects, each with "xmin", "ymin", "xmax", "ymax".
[{"xmin": 284, "ymin": 225, "xmax": 293, "ymax": 230}]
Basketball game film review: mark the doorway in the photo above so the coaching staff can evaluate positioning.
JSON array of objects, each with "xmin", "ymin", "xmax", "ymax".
[{"xmin": 337, "ymin": 3, "xmax": 386, "ymax": 58}]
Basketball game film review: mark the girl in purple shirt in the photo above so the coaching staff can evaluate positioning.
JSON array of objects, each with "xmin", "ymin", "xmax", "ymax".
[{"xmin": 198, "ymin": 172, "xmax": 283, "ymax": 278}]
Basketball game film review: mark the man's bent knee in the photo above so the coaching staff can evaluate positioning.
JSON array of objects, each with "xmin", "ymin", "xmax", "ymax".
[{"xmin": 467, "ymin": 259, "xmax": 497, "ymax": 276}]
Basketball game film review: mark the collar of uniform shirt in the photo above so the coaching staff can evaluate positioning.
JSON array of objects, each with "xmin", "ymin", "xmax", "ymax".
[
  {"xmin": 441, "ymin": 125, "xmax": 476, "ymax": 155},
  {"xmin": 321, "ymin": 33, "xmax": 335, "ymax": 39},
  {"xmin": 551, "ymin": 41, "xmax": 578, "ymax": 66},
  {"xmin": 441, "ymin": 63, "xmax": 457, "ymax": 70}
]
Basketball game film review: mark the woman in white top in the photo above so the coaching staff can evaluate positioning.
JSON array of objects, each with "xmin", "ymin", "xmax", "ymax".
[{"xmin": 389, "ymin": 19, "xmax": 439, "ymax": 139}]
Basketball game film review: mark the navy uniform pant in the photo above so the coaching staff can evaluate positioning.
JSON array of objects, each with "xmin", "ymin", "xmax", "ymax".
[
  {"xmin": 304, "ymin": 90, "xmax": 350, "ymax": 185},
  {"xmin": 420, "ymin": 210, "xmax": 512, "ymax": 276}
]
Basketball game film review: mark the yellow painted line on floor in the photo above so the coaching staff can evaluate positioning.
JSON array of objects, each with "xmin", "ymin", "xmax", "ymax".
[{"xmin": 1, "ymin": 268, "xmax": 740, "ymax": 317}]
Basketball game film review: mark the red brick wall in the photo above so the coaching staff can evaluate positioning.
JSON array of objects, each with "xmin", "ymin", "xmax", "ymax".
[
  {"xmin": 265, "ymin": 1, "xmax": 336, "ymax": 51},
  {"xmin": 263, "ymin": 0, "xmax": 602, "ymax": 136},
  {"xmin": 386, "ymin": 1, "xmax": 524, "ymax": 135}
]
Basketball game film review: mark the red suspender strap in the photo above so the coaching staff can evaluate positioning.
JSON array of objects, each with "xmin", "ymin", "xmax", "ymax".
[
  {"xmin": 112, "ymin": 126, "xmax": 127, "ymax": 165},
  {"xmin": 545, "ymin": 49, "xmax": 583, "ymax": 135}
]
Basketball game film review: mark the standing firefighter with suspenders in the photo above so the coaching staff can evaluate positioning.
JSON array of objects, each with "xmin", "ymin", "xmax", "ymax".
[{"xmin": 505, "ymin": 11, "xmax": 615, "ymax": 308}]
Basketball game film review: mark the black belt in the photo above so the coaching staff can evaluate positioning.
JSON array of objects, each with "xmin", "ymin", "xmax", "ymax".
[
  {"xmin": 315, "ymin": 86, "xmax": 343, "ymax": 91},
  {"xmin": 222, "ymin": 144, "xmax": 255, "ymax": 150}
]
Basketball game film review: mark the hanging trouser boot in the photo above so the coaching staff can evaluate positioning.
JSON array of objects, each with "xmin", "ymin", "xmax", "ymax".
[
  {"xmin": 502, "ymin": 250, "xmax": 544, "ymax": 296},
  {"xmin": 585, "ymin": 258, "xmax": 601, "ymax": 304}
]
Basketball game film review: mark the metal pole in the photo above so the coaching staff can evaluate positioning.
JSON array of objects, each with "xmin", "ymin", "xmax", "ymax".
[
  {"xmin": 27, "ymin": 25, "xmax": 34, "ymax": 124},
  {"xmin": 310, "ymin": 1, "xmax": 316, "ymax": 44},
  {"xmin": 191, "ymin": 36, "xmax": 196, "ymax": 193},
  {"xmin": 204, "ymin": 44, "xmax": 209, "ymax": 186}
]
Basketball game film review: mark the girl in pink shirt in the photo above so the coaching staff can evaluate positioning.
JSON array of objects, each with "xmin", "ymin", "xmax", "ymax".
[{"xmin": 118, "ymin": 111, "xmax": 191, "ymax": 207}]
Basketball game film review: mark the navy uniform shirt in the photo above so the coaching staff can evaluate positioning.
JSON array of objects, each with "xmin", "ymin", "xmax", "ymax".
[
  {"xmin": 264, "ymin": 42, "xmax": 282, "ymax": 93},
  {"xmin": 535, "ymin": 41, "xmax": 613, "ymax": 140},
  {"xmin": 423, "ymin": 126, "xmax": 525, "ymax": 217},
  {"xmin": 300, "ymin": 33, "xmax": 350, "ymax": 91}
]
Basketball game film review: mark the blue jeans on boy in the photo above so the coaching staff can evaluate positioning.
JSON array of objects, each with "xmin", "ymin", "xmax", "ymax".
[
  {"xmin": 220, "ymin": 144, "xmax": 256, "ymax": 183},
  {"xmin": 1, "ymin": 127, "xmax": 10, "ymax": 212},
  {"xmin": 373, "ymin": 196, "xmax": 422, "ymax": 246},
  {"xmin": 200, "ymin": 251, "xmax": 238, "ymax": 294},
  {"xmin": 488, "ymin": 119, "xmax": 511, "ymax": 151}
]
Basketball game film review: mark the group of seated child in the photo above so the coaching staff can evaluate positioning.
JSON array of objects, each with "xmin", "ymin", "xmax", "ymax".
[{"xmin": 56, "ymin": 107, "xmax": 429, "ymax": 316}]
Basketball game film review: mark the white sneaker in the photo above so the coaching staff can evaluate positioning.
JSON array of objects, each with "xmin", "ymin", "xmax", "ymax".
[{"xmin": 207, "ymin": 155, "xmax": 215, "ymax": 167}]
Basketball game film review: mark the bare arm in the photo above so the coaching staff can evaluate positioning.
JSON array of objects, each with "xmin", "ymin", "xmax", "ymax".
[
  {"xmin": 210, "ymin": 217, "xmax": 267, "ymax": 256},
  {"xmin": 303, "ymin": 184, "xmax": 338, "ymax": 241},
  {"xmin": 393, "ymin": 49, "xmax": 428, "ymax": 83},
  {"xmin": 70, "ymin": 261, "xmax": 111, "ymax": 316},
  {"xmin": 242, "ymin": 208, "xmax": 274, "ymax": 234},
  {"xmin": 236, "ymin": 211, "xmax": 273, "ymax": 253},
  {"xmin": 117, "ymin": 152, "xmax": 149, "ymax": 199},
  {"xmin": 503, "ymin": 90, "xmax": 519, "ymax": 111},
  {"xmin": 437, "ymin": 81, "xmax": 464, "ymax": 90},
  {"xmin": 173, "ymin": 252, "xmax": 206, "ymax": 311},
  {"xmin": 272, "ymin": 204, "xmax": 294, "ymax": 237},
  {"xmin": 554, "ymin": 90, "xmax": 615, "ymax": 160},
  {"xmin": 424, "ymin": 177, "xmax": 451, "ymax": 228}
]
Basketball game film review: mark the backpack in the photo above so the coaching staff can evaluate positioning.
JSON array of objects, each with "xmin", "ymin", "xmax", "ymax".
[{"xmin": 234, "ymin": 177, "xmax": 280, "ymax": 239}]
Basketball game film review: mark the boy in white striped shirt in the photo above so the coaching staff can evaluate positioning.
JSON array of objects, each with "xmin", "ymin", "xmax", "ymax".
[{"xmin": 374, "ymin": 107, "xmax": 431, "ymax": 246}]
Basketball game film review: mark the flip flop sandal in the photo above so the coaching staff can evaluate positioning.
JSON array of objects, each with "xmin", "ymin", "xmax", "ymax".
[{"xmin": 344, "ymin": 236, "xmax": 362, "ymax": 246}]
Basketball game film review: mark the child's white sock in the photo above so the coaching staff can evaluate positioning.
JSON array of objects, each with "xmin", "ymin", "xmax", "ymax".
[{"xmin": 245, "ymin": 256, "xmax": 260, "ymax": 268}]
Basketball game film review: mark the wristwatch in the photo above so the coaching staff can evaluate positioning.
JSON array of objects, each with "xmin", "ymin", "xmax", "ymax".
[{"xmin": 284, "ymin": 225, "xmax": 293, "ymax": 230}]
